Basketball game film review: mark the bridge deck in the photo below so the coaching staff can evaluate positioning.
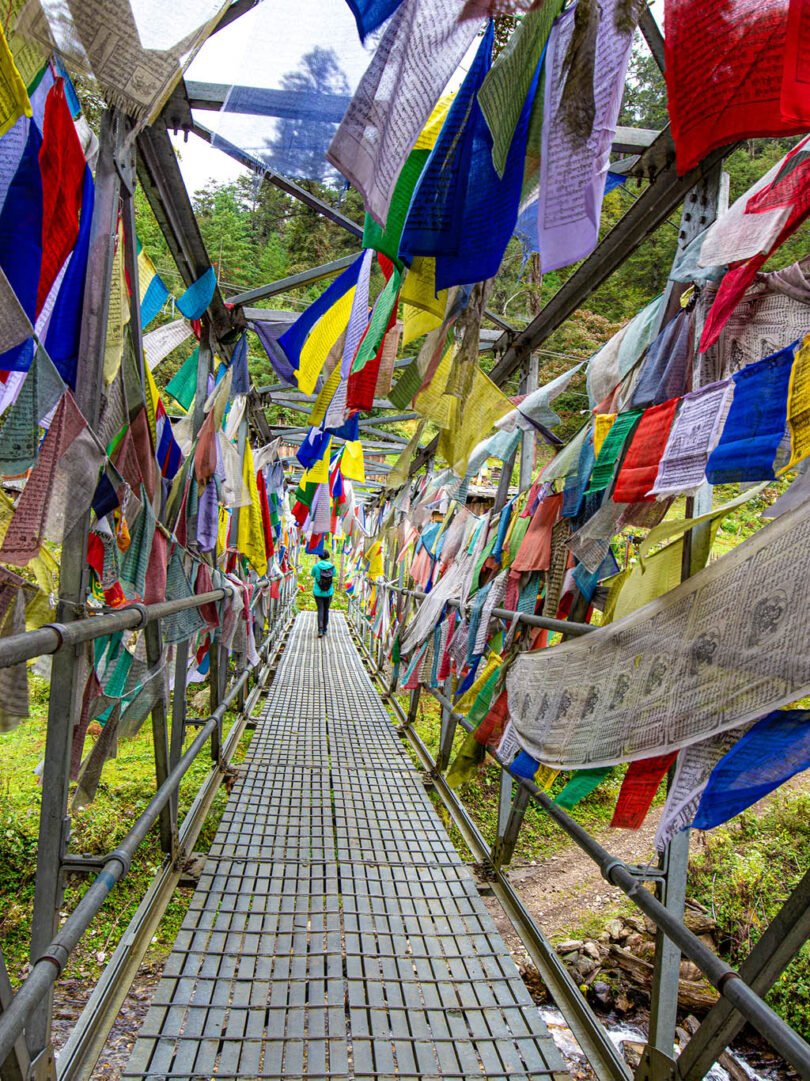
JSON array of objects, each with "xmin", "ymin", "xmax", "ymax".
[{"xmin": 124, "ymin": 611, "xmax": 568, "ymax": 1080}]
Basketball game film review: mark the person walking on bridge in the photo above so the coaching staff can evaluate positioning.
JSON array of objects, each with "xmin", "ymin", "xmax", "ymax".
[{"xmin": 313, "ymin": 550, "xmax": 336, "ymax": 637}]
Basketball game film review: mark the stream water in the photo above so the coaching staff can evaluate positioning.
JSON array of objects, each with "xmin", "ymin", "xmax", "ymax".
[{"xmin": 538, "ymin": 1007, "xmax": 770, "ymax": 1080}]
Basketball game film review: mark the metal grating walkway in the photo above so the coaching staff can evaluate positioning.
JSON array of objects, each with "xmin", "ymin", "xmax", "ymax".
[{"xmin": 124, "ymin": 611, "xmax": 568, "ymax": 1080}]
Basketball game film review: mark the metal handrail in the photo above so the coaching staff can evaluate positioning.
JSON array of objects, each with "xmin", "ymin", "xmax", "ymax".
[
  {"xmin": 347, "ymin": 589, "xmax": 810, "ymax": 1079},
  {"xmin": 0, "ymin": 574, "xmax": 298, "ymax": 1068},
  {"xmin": 0, "ymin": 572, "xmax": 295, "ymax": 670}
]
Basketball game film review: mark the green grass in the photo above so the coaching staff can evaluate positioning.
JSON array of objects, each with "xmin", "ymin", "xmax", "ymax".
[
  {"xmin": 0, "ymin": 672, "xmax": 251, "ymax": 986},
  {"xmin": 688, "ymin": 789, "xmax": 810, "ymax": 1038}
]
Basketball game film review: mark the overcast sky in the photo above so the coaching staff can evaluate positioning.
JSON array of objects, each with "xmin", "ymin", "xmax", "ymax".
[{"xmin": 173, "ymin": 0, "xmax": 666, "ymax": 197}]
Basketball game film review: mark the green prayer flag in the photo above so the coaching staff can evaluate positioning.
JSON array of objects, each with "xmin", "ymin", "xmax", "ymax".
[
  {"xmin": 467, "ymin": 665, "xmax": 502, "ymax": 728},
  {"xmin": 389, "ymin": 358, "xmax": 423, "ymax": 409},
  {"xmin": 165, "ymin": 348, "xmax": 200, "ymax": 412},
  {"xmin": 586, "ymin": 409, "xmax": 642, "ymax": 494},
  {"xmin": 352, "ymin": 268, "xmax": 402, "ymax": 373},
  {"xmin": 555, "ymin": 767, "xmax": 613, "ymax": 810},
  {"xmin": 363, "ymin": 150, "xmax": 429, "ymax": 264},
  {"xmin": 478, "ymin": 1, "xmax": 560, "ymax": 177}
]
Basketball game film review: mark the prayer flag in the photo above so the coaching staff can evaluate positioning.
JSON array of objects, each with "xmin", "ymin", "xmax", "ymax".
[
  {"xmin": 277, "ymin": 255, "xmax": 364, "ymax": 383},
  {"xmin": 400, "ymin": 22, "xmax": 540, "ymax": 290},
  {"xmin": 706, "ymin": 342, "xmax": 796, "ymax": 484},
  {"xmin": 176, "ymin": 266, "xmax": 216, "ymax": 320},
  {"xmin": 37, "ymin": 79, "xmax": 85, "ymax": 317},
  {"xmin": 586, "ymin": 409, "xmax": 642, "ymax": 494},
  {"xmin": 0, "ymin": 122, "xmax": 41, "ymax": 371},
  {"xmin": 780, "ymin": 333, "xmax": 810, "ymax": 473},
  {"xmin": 138, "ymin": 243, "xmax": 169, "ymax": 327},
  {"xmin": 327, "ymin": 0, "xmax": 483, "ymax": 225},
  {"xmin": 610, "ymin": 753, "xmax": 677, "ymax": 829},
  {"xmin": 612, "ymin": 398, "xmax": 680, "ymax": 503},
  {"xmin": 43, "ymin": 166, "xmax": 93, "ymax": 388},
  {"xmin": 165, "ymin": 348, "xmax": 200, "ymax": 412},
  {"xmin": 694, "ymin": 710, "xmax": 810, "ymax": 830},
  {"xmin": 0, "ymin": 23, "xmax": 31, "ymax": 139},
  {"xmin": 344, "ymin": 0, "xmax": 405, "ymax": 40},
  {"xmin": 537, "ymin": 0, "xmax": 636, "ymax": 271},
  {"xmin": 236, "ymin": 442, "xmax": 268, "ymax": 576},
  {"xmin": 664, "ymin": 0, "xmax": 810, "ymax": 175}
]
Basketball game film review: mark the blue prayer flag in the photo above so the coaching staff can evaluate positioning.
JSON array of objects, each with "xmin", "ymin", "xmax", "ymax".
[
  {"xmin": 511, "ymin": 751, "xmax": 541, "ymax": 779},
  {"xmin": 706, "ymin": 341, "xmax": 797, "ymax": 484},
  {"xmin": 694, "ymin": 710, "xmax": 810, "ymax": 831},
  {"xmin": 0, "ymin": 123, "xmax": 42, "ymax": 372},
  {"xmin": 141, "ymin": 273, "xmax": 169, "ymax": 329},
  {"xmin": 177, "ymin": 266, "xmax": 217, "ymax": 320},
  {"xmin": 344, "ymin": 0, "xmax": 403, "ymax": 40},
  {"xmin": 400, "ymin": 21, "xmax": 542, "ymax": 290},
  {"xmin": 277, "ymin": 254, "xmax": 364, "ymax": 375}
]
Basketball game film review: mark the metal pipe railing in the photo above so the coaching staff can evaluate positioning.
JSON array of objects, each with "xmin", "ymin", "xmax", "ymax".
[
  {"xmin": 365, "ymin": 580, "xmax": 596, "ymax": 638},
  {"xmin": 0, "ymin": 573, "xmax": 295, "ymax": 669},
  {"xmin": 349, "ymin": 595, "xmax": 810, "ymax": 1078},
  {"xmin": 0, "ymin": 586, "xmax": 297, "ymax": 1066},
  {"xmin": 0, "ymin": 578, "xmax": 298, "ymax": 1065}
]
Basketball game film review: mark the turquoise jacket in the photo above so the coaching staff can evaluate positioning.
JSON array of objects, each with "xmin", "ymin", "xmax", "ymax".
[{"xmin": 313, "ymin": 559, "xmax": 336, "ymax": 598}]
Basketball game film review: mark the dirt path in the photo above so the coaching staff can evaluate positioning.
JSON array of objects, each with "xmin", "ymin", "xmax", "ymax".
[{"xmin": 480, "ymin": 808, "xmax": 667, "ymax": 961}]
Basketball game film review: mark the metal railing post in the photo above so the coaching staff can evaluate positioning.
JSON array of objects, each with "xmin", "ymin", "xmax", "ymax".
[
  {"xmin": 435, "ymin": 677, "xmax": 457, "ymax": 772},
  {"xmin": 492, "ymin": 783, "xmax": 530, "ymax": 870}
]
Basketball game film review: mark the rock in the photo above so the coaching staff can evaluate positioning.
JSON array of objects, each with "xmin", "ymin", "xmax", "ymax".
[
  {"xmin": 683, "ymin": 910, "xmax": 717, "ymax": 936},
  {"xmin": 605, "ymin": 918, "xmax": 625, "ymax": 941},
  {"xmin": 615, "ymin": 992, "xmax": 634, "ymax": 1015},
  {"xmin": 680, "ymin": 960, "xmax": 702, "ymax": 982},
  {"xmin": 624, "ymin": 915, "xmax": 646, "ymax": 934},
  {"xmin": 597, "ymin": 931, "xmax": 611, "ymax": 944},
  {"xmin": 582, "ymin": 941, "xmax": 601, "ymax": 961},
  {"xmin": 573, "ymin": 958, "xmax": 597, "ymax": 979},
  {"xmin": 590, "ymin": 980, "xmax": 614, "ymax": 1009},
  {"xmin": 555, "ymin": 939, "xmax": 584, "ymax": 953},
  {"xmin": 621, "ymin": 1040, "xmax": 646, "ymax": 1070}
]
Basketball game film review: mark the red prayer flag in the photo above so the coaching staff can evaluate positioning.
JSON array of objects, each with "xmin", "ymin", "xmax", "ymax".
[
  {"xmin": 664, "ymin": 0, "xmax": 810, "ymax": 175},
  {"xmin": 782, "ymin": 0, "xmax": 810, "ymax": 122},
  {"xmin": 511, "ymin": 492, "xmax": 563, "ymax": 573},
  {"xmin": 37, "ymin": 80, "xmax": 87, "ymax": 315},
  {"xmin": 700, "ymin": 137, "xmax": 810, "ymax": 350},
  {"xmin": 474, "ymin": 689, "xmax": 510, "ymax": 747},
  {"xmin": 612, "ymin": 398, "xmax": 679, "ymax": 503},
  {"xmin": 347, "ymin": 303, "xmax": 399, "ymax": 411},
  {"xmin": 611, "ymin": 752, "xmax": 678, "ymax": 829}
]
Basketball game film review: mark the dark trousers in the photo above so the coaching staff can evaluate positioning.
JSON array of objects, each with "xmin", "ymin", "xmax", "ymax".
[{"xmin": 316, "ymin": 595, "xmax": 332, "ymax": 634}]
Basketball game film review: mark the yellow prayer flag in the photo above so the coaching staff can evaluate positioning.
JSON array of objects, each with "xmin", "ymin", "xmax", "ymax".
[
  {"xmin": 0, "ymin": 23, "xmax": 31, "ymax": 138},
  {"xmin": 297, "ymin": 288, "xmax": 356, "ymax": 395},
  {"xmin": 455, "ymin": 653, "xmax": 502, "ymax": 715},
  {"xmin": 341, "ymin": 440, "xmax": 365, "ymax": 482},
  {"xmin": 403, "ymin": 305, "xmax": 442, "ymax": 347},
  {"xmin": 236, "ymin": 443, "xmax": 267, "ymax": 576},
  {"xmin": 310, "ymin": 364, "xmax": 343, "ymax": 427},
  {"xmin": 414, "ymin": 347, "xmax": 456, "ymax": 428},
  {"xmin": 367, "ymin": 539, "xmax": 384, "ymax": 579},
  {"xmin": 438, "ymin": 366, "xmax": 512, "ymax": 475},
  {"xmin": 414, "ymin": 93, "xmax": 455, "ymax": 150},
  {"xmin": 533, "ymin": 765, "xmax": 559, "ymax": 791},
  {"xmin": 779, "ymin": 334, "xmax": 810, "ymax": 475},
  {"xmin": 217, "ymin": 506, "xmax": 230, "ymax": 560},
  {"xmin": 306, "ymin": 439, "xmax": 332, "ymax": 485},
  {"xmin": 593, "ymin": 413, "xmax": 616, "ymax": 458},
  {"xmin": 401, "ymin": 257, "xmax": 447, "ymax": 318},
  {"xmin": 144, "ymin": 363, "xmax": 161, "ymax": 450}
]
